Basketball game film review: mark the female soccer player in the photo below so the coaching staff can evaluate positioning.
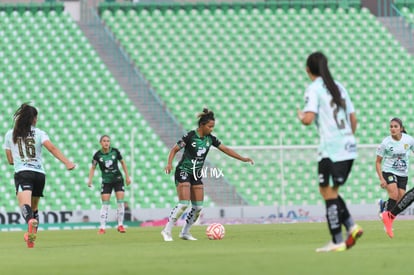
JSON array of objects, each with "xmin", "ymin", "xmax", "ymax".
[
  {"xmin": 376, "ymin": 118, "xmax": 414, "ymax": 216},
  {"xmin": 297, "ymin": 52, "xmax": 363, "ymax": 252},
  {"xmin": 87, "ymin": 135, "xmax": 131, "ymax": 234},
  {"xmin": 161, "ymin": 108, "xmax": 254, "ymax": 241},
  {"xmin": 4, "ymin": 103, "xmax": 76, "ymax": 248}
]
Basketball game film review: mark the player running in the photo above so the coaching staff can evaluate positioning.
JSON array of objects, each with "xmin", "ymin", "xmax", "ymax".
[
  {"xmin": 4, "ymin": 103, "xmax": 76, "ymax": 248},
  {"xmin": 376, "ymin": 118, "xmax": 414, "ymax": 217},
  {"xmin": 297, "ymin": 52, "xmax": 363, "ymax": 252}
]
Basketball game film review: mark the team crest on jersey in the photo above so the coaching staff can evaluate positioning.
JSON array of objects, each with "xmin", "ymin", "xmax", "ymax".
[
  {"xmin": 197, "ymin": 147, "xmax": 207, "ymax": 157},
  {"xmin": 105, "ymin": 159, "xmax": 113, "ymax": 168},
  {"xmin": 180, "ymin": 171, "xmax": 188, "ymax": 180},
  {"xmin": 405, "ymin": 144, "xmax": 409, "ymax": 150}
]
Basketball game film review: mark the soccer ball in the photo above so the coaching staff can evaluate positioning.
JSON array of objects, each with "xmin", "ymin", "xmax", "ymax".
[{"xmin": 206, "ymin": 223, "xmax": 225, "ymax": 240}]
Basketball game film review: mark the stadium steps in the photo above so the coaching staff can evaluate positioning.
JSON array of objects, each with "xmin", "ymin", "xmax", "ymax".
[
  {"xmin": 377, "ymin": 16, "xmax": 414, "ymax": 54},
  {"xmin": 78, "ymin": 20, "xmax": 184, "ymax": 146},
  {"xmin": 78, "ymin": 14, "xmax": 247, "ymax": 206}
]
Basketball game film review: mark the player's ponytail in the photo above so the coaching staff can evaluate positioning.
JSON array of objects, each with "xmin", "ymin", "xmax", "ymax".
[
  {"xmin": 12, "ymin": 103, "xmax": 38, "ymax": 143},
  {"xmin": 198, "ymin": 108, "xmax": 215, "ymax": 126},
  {"xmin": 307, "ymin": 52, "xmax": 345, "ymax": 110}
]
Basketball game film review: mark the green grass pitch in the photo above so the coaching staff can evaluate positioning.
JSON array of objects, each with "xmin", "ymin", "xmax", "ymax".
[{"xmin": 1, "ymin": 220, "xmax": 413, "ymax": 275}]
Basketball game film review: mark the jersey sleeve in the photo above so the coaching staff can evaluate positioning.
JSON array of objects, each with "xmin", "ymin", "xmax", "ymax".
[
  {"xmin": 211, "ymin": 135, "xmax": 221, "ymax": 147},
  {"xmin": 115, "ymin": 148, "xmax": 123, "ymax": 160},
  {"xmin": 91, "ymin": 152, "xmax": 99, "ymax": 166},
  {"xmin": 177, "ymin": 131, "xmax": 192, "ymax": 149},
  {"xmin": 376, "ymin": 140, "xmax": 386, "ymax": 157},
  {"xmin": 39, "ymin": 129, "xmax": 50, "ymax": 144},
  {"xmin": 3, "ymin": 130, "xmax": 12, "ymax": 150},
  {"xmin": 302, "ymin": 85, "xmax": 318, "ymax": 114}
]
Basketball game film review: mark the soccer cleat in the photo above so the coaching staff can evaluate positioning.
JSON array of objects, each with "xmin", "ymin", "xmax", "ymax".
[
  {"xmin": 345, "ymin": 224, "xmax": 364, "ymax": 249},
  {"xmin": 381, "ymin": 211, "xmax": 395, "ymax": 238},
  {"xmin": 161, "ymin": 230, "xmax": 173, "ymax": 242},
  {"xmin": 315, "ymin": 241, "xmax": 346, "ymax": 252},
  {"xmin": 24, "ymin": 232, "xmax": 35, "ymax": 248},
  {"xmin": 97, "ymin": 228, "xmax": 106, "ymax": 235},
  {"xmin": 117, "ymin": 225, "xmax": 126, "ymax": 233},
  {"xmin": 26, "ymin": 218, "xmax": 38, "ymax": 248},
  {"xmin": 179, "ymin": 232, "xmax": 197, "ymax": 241}
]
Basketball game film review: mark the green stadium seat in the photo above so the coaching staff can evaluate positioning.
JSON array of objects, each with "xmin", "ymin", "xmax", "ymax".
[{"xmin": 0, "ymin": 6, "xmax": 177, "ymax": 211}]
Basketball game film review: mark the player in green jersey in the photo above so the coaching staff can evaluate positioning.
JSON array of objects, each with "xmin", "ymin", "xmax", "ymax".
[
  {"xmin": 88, "ymin": 135, "xmax": 131, "ymax": 234},
  {"xmin": 161, "ymin": 108, "xmax": 254, "ymax": 241},
  {"xmin": 298, "ymin": 52, "xmax": 363, "ymax": 252}
]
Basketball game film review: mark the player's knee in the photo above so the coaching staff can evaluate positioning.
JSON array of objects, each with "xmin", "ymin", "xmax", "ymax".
[{"xmin": 388, "ymin": 190, "xmax": 399, "ymax": 200}]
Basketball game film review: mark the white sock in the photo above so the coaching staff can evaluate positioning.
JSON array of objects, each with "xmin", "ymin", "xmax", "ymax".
[
  {"xmin": 164, "ymin": 202, "xmax": 189, "ymax": 232},
  {"xmin": 117, "ymin": 201, "xmax": 125, "ymax": 226},
  {"xmin": 181, "ymin": 205, "xmax": 203, "ymax": 234},
  {"xmin": 100, "ymin": 203, "xmax": 109, "ymax": 229}
]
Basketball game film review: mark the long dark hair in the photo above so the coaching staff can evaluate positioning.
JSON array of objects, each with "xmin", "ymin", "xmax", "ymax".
[
  {"xmin": 12, "ymin": 103, "xmax": 38, "ymax": 143},
  {"xmin": 391, "ymin": 117, "xmax": 407, "ymax": 134},
  {"xmin": 197, "ymin": 108, "xmax": 215, "ymax": 126},
  {"xmin": 306, "ymin": 52, "xmax": 345, "ymax": 109}
]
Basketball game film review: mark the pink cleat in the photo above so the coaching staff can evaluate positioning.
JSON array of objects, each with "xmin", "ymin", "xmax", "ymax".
[
  {"xmin": 117, "ymin": 225, "xmax": 126, "ymax": 233},
  {"xmin": 346, "ymin": 224, "xmax": 364, "ymax": 249},
  {"xmin": 381, "ymin": 211, "xmax": 395, "ymax": 238},
  {"xmin": 26, "ymin": 219, "xmax": 38, "ymax": 248}
]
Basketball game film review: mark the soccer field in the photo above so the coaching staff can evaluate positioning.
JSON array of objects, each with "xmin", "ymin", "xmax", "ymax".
[{"xmin": 1, "ymin": 220, "xmax": 413, "ymax": 275}]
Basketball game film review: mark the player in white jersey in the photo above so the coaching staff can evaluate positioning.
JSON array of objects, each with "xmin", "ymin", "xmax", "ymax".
[
  {"xmin": 376, "ymin": 118, "xmax": 414, "ymax": 215},
  {"xmin": 3, "ymin": 103, "xmax": 75, "ymax": 248},
  {"xmin": 297, "ymin": 52, "xmax": 363, "ymax": 252}
]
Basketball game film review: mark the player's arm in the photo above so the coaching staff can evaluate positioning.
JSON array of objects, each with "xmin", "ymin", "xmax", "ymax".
[
  {"xmin": 375, "ymin": 155, "xmax": 386, "ymax": 189},
  {"xmin": 297, "ymin": 109, "xmax": 315, "ymax": 125},
  {"xmin": 120, "ymin": 159, "xmax": 131, "ymax": 186},
  {"xmin": 43, "ymin": 140, "xmax": 76, "ymax": 170},
  {"xmin": 5, "ymin": 149, "xmax": 13, "ymax": 165},
  {"xmin": 217, "ymin": 144, "xmax": 254, "ymax": 164},
  {"xmin": 350, "ymin": 112, "xmax": 357, "ymax": 134},
  {"xmin": 87, "ymin": 163, "xmax": 96, "ymax": 188},
  {"xmin": 165, "ymin": 144, "xmax": 181, "ymax": 174}
]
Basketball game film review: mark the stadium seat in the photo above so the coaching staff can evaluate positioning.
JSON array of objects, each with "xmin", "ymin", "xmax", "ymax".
[
  {"xmin": 0, "ymin": 5, "xmax": 175, "ymax": 211},
  {"xmin": 97, "ymin": 2, "xmax": 414, "ymax": 206}
]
